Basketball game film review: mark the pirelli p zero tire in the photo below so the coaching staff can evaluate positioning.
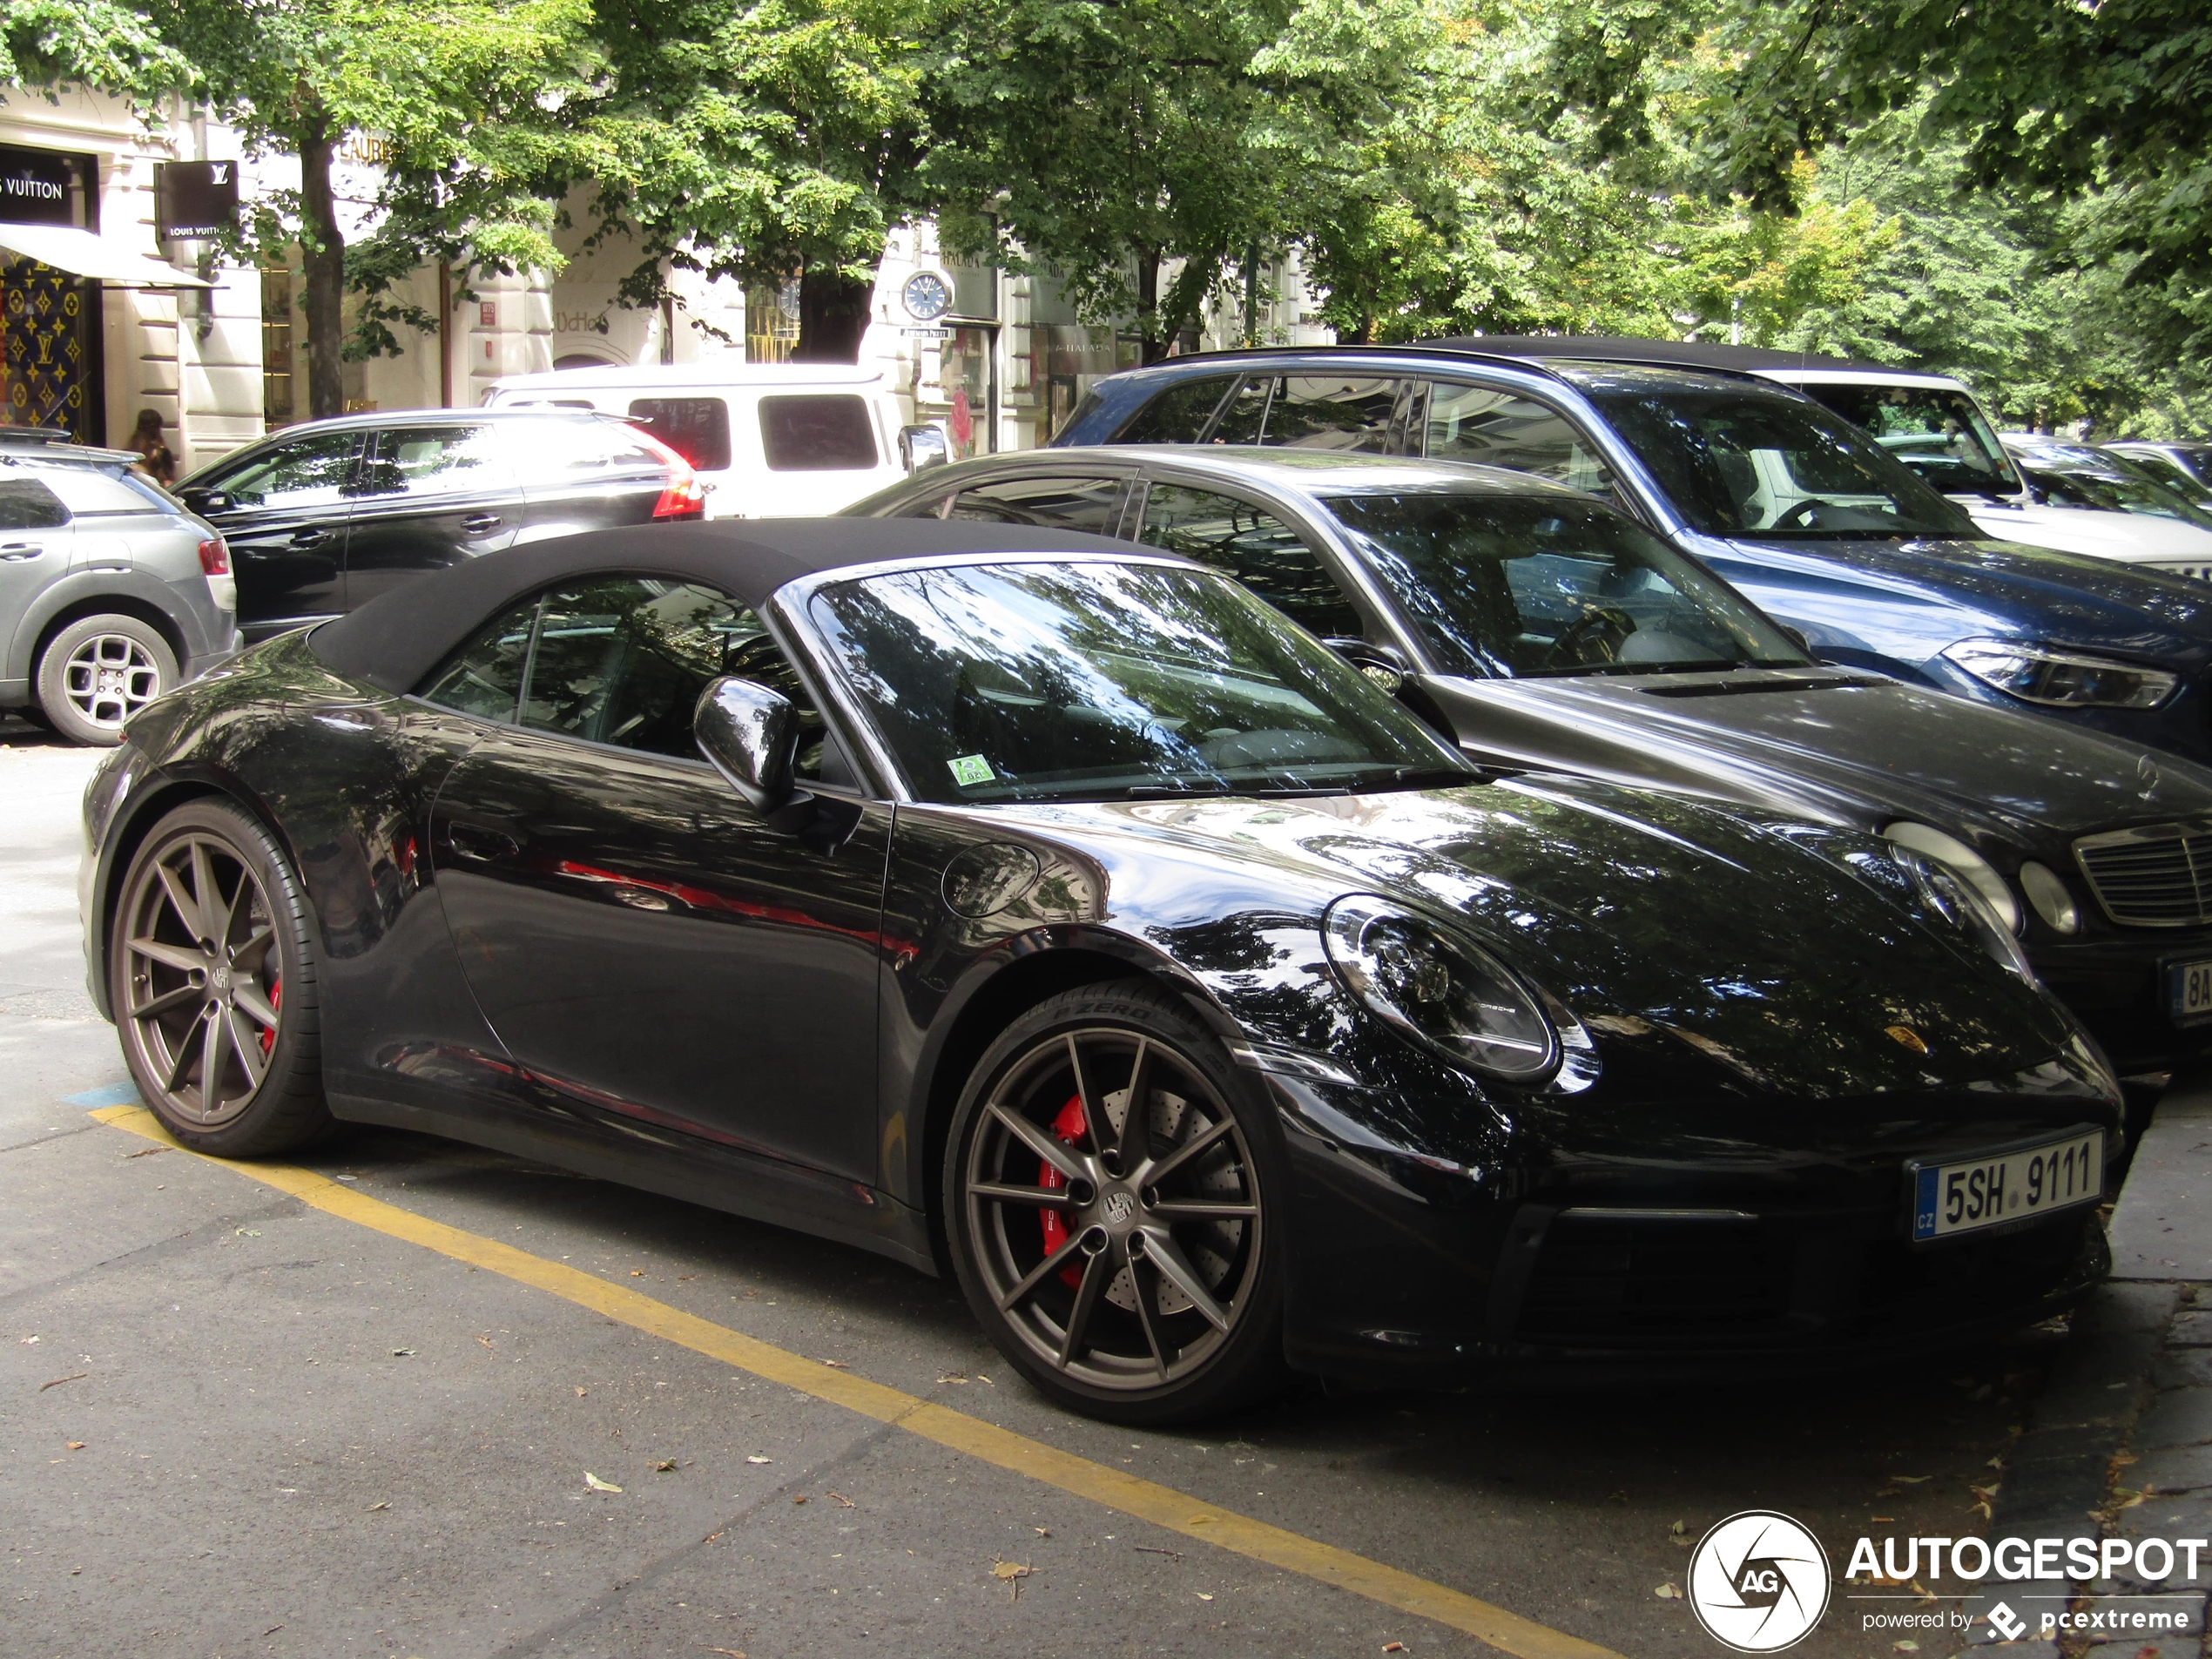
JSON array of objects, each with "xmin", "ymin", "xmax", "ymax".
[
  {"xmin": 944, "ymin": 979, "xmax": 1287, "ymax": 1425},
  {"xmin": 37, "ymin": 614, "xmax": 178, "ymax": 746},
  {"xmin": 109, "ymin": 799, "xmax": 333, "ymax": 1156}
]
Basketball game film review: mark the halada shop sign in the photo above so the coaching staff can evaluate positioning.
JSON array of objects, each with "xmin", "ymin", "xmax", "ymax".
[{"xmin": 0, "ymin": 147, "xmax": 73, "ymax": 226}]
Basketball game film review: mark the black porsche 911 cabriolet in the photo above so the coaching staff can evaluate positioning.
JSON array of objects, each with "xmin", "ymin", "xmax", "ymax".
[{"xmin": 80, "ymin": 519, "xmax": 2121, "ymax": 1421}]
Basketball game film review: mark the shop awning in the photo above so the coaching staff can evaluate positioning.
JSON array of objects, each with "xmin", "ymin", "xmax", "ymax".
[{"xmin": 0, "ymin": 222, "xmax": 213, "ymax": 287}]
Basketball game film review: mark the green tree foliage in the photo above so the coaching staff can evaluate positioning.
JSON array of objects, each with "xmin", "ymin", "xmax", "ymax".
[
  {"xmin": 0, "ymin": 0, "xmax": 191, "ymax": 100},
  {"xmin": 925, "ymin": 0, "xmax": 1435, "ymax": 361}
]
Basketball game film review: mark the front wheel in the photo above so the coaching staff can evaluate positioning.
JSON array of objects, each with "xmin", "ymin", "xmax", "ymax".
[
  {"xmin": 109, "ymin": 799, "xmax": 332, "ymax": 1155},
  {"xmin": 943, "ymin": 981, "xmax": 1285, "ymax": 1424}
]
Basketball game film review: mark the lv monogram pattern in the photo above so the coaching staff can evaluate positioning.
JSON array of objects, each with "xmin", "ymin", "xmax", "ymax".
[{"xmin": 3, "ymin": 259, "xmax": 88, "ymax": 439}]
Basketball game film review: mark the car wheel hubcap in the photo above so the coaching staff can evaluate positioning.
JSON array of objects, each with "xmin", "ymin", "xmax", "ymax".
[
  {"xmin": 63, "ymin": 634, "xmax": 162, "ymax": 727},
  {"xmin": 119, "ymin": 833, "xmax": 280, "ymax": 1128},
  {"xmin": 964, "ymin": 1027, "xmax": 1262, "ymax": 1392}
]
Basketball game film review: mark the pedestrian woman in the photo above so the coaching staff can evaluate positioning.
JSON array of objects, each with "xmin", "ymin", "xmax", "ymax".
[{"xmin": 127, "ymin": 409, "xmax": 176, "ymax": 489}]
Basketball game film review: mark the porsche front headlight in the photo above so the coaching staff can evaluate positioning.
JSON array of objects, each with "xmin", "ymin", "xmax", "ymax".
[
  {"xmin": 1323, "ymin": 895, "xmax": 1560, "ymax": 1081},
  {"xmin": 1892, "ymin": 849, "xmax": 2038, "ymax": 983},
  {"xmin": 1941, "ymin": 638, "xmax": 2177, "ymax": 710},
  {"xmin": 1883, "ymin": 821, "xmax": 2021, "ymax": 934}
]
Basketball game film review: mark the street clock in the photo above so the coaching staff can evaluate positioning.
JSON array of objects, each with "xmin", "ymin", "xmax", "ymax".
[{"xmin": 902, "ymin": 271, "xmax": 954, "ymax": 322}]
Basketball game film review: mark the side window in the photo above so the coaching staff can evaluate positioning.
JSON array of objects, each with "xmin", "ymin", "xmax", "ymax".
[
  {"xmin": 359, "ymin": 425, "xmax": 515, "ymax": 498},
  {"xmin": 628, "ymin": 397, "xmax": 732, "ymax": 470},
  {"xmin": 418, "ymin": 597, "xmax": 539, "ymax": 724},
  {"xmin": 0, "ymin": 476, "xmax": 71, "ymax": 529},
  {"xmin": 1258, "ymin": 377, "xmax": 1399, "ymax": 451},
  {"xmin": 759, "ymin": 395, "xmax": 880, "ymax": 471},
  {"xmin": 512, "ymin": 576, "xmax": 843, "ymax": 779},
  {"xmin": 518, "ymin": 417, "xmax": 663, "ymax": 475},
  {"xmin": 1136, "ymin": 483, "xmax": 1364, "ymax": 638},
  {"xmin": 1208, "ymin": 377, "xmax": 1399, "ymax": 451},
  {"xmin": 947, "ymin": 475, "xmax": 1126, "ymax": 534},
  {"xmin": 1112, "ymin": 375, "xmax": 1236, "ymax": 443},
  {"xmin": 1422, "ymin": 384, "xmax": 1616, "ymax": 494},
  {"xmin": 887, "ymin": 488, "xmax": 955, "ymax": 520},
  {"xmin": 205, "ymin": 429, "xmax": 361, "ymax": 510}
]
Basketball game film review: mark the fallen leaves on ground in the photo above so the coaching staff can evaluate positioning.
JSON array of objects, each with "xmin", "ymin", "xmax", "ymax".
[
  {"xmin": 992, "ymin": 1561, "xmax": 1034, "ymax": 1602},
  {"xmin": 366, "ymin": 1502, "xmax": 388, "ymax": 1512},
  {"xmin": 701, "ymin": 1648, "xmax": 746, "ymax": 1657},
  {"xmin": 583, "ymin": 1473, "xmax": 622, "ymax": 1494},
  {"xmin": 122, "ymin": 1146, "xmax": 163, "ymax": 1159},
  {"xmin": 653, "ymin": 1460, "xmax": 678, "ymax": 1473},
  {"xmin": 745, "ymin": 1455, "xmax": 772, "ymax": 1465},
  {"xmin": 574, "ymin": 1386, "xmax": 587, "ymax": 1397},
  {"xmin": 1654, "ymin": 1583, "xmax": 1681, "ymax": 1599},
  {"xmin": 829, "ymin": 1493, "xmax": 855, "ymax": 1507},
  {"xmin": 390, "ymin": 1348, "xmax": 415, "ymax": 1358},
  {"xmin": 37, "ymin": 1373, "xmax": 85, "ymax": 1391},
  {"xmin": 1895, "ymin": 1642, "xmax": 1919, "ymax": 1652},
  {"xmin": 937, "ymin": 1372, "xmax": 968, "ymax": 1385},
  {"xmin": 822, "ymin": 1359, "xmax": 848, "ymax": 1369},
  {"xmin": 1969, "ymin": 1485, "xmax": 2001, "ymax": 1520},
  {"xmin": 1384, "ymin": 1646, "xmax": 1406, "ymax": 1655},
  {"xmin": 64, "ymin": 1441, "xmax": 84, "ymax": 1451},
  {"xmin": 235, "ymin": 1228, "xmax": 261, "ymax": 1238},
  {"xmin": 631, "ymin": 1270, "xmax": 645, "ymax": 1278},
  {"xmin": 792, "ymin": 1495, "xmax": 808, "ymax": 1505}
]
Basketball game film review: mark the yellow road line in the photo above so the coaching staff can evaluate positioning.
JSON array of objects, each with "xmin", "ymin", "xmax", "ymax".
[{"xmin": 91, "ymin": 1103, "xmax": 1621, "ymax": 1659}]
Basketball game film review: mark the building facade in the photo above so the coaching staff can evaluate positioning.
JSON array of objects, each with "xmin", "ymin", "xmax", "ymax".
[{"xmin": 10, "ymin": 89, "xmax": 1332, "ymax": 473}]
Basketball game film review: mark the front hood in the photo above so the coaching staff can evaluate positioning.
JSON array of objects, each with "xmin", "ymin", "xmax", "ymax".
[
  {"xmin": 1707, "ymin": 531, "xmax": 2212, "ymax": 667},
  {"xmin": 984, "ymin": 776, "xmax": 2085, "ymax": 1100},
  {"xmin": 1426, "ymin": 670, "xmax": 2212, "ymax": 846},
  {"xmin": 1966, "ymin": 502, "xmax": 2212, "ymax": 562}
]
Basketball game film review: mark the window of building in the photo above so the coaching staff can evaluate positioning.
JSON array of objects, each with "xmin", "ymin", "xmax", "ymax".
[{"xmin": 260, "ymin": 268, "xmax": 294, "ymax": 428}]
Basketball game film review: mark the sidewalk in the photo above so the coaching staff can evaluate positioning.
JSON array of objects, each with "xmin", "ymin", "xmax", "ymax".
[{"xmin": 1953, "ymin": 1073, "xmax": 2212, "ymax": 1656}]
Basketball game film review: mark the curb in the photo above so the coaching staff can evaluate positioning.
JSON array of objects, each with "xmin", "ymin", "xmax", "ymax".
[{"xmin": 1949, "ymin": 1072, "xmax": 2212, "ymax": 1656}]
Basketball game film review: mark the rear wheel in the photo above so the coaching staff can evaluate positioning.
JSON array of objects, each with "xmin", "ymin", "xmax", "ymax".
[
  {"xmin": 37, "ymin": 614, "xmax": 177, "ymax": 745},
  {"xmin": 944, "ymin": 981, "xmax": 1285, "ymax": 1424},
  {"xmin": 109, "ymin": 799, "xmax": 332, "ymax": 1155}
]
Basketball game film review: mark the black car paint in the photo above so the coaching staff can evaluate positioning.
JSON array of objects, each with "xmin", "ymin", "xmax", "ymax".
[
  {"xmin": 182, "ymin": 413, "xmax": 676, "ymax": 643},
  {"xmin": 1051, "ymin": 348, "xmax": 2212, "ymax": 765},
  {"xmin": 84, "ymin": 593, "xmax": 2119, "ymax": 1381},
  {"xmin": 849, "ymin": 451, "xmax": 2212, "ymax": 1073}
]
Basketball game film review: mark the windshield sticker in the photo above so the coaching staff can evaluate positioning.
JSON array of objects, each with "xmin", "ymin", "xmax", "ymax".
[{"xmin": 948, "ymin": 754, "xmax": 995, "ymax": 786}]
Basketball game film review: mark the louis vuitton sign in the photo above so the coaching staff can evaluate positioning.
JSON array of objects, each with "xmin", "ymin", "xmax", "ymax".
[{"xmin": 0, "ymin": 147, "xmax": 74, "ymax": 226}]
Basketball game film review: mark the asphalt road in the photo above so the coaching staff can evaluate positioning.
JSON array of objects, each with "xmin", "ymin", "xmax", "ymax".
[{"xmin": 0, "ymin": 715, "xmax": 2067, "ymax": 1659}]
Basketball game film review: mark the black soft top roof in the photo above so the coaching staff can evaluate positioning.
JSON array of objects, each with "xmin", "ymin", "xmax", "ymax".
[
  {"xmin": 1418, "ymin": 335, "xmax": 1876, "ymax": 374},
  {"xmin": 308, "ymin": 516, "xmax": 1145, "ymax": 695}
]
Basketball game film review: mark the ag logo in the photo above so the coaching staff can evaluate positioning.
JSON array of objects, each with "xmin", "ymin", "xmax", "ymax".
[{"xmin": 1686, "ymin": 1510, "xmax": 1830, "ymax": 1652}]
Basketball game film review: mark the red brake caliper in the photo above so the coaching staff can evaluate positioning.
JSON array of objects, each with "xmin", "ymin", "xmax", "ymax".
[
  {"xmin": 1036, "ymin": 1093, "xmax": 1089, "ymax": 1286},
  {"xmin": 260, "ymin": 977, "xmax": 282, "ymax": 1057}
]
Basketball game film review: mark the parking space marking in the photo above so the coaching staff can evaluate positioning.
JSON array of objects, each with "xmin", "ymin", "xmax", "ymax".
[{"xmin": 91, "ymin": 1104, "xmax": 1618, "ymax": 1658}]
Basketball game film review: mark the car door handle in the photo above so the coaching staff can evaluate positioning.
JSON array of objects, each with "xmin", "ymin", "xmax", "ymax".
[
  {"xmin": 446, "ymin": 821, "xmax": 520, "ymax": 863},
  {"xmin": 290, "ymin": 529, "xmax": 334, "ymax": 549},
  {"xmin": 462, "ymin": 513, "xmax": 502, "ymax": 532},
  {"xmin": 0, "ymin": 542, "xmax": 40, "ymax": 560}
]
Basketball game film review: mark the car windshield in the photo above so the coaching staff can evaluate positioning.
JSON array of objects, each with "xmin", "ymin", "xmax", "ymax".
[
  {"xmin": 1581, "ymin": 381, "xmax": 1979, "ymax": 540},
  {"xmin": 1325, "ymin": 492, "xmax": 1810, "ymax": 678},
  {"xmin": 1796, "ymin": 383, "xmax": 2021, "ymax": 498},
  {"xmin": 2018, "ymin": 455, "xmax": 2212, "ymax": 530},
  {"xmin": 806, "ymin": 560, "xmax": 1473, "ymax": 804}
]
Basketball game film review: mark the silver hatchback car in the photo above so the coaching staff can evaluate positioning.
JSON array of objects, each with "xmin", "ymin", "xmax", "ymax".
[{"xmin": 0, "ymin": 431, "xmax": 237, "ymax": 745}]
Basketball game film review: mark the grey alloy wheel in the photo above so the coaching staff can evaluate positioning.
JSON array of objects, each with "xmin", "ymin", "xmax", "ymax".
[
  {"xmin": 959, "ymin": 1019, "xmax": 1265, "ymax": 1397},
  {"xmin": 116, "ymin": 826, "xmax": 286, "ymax": 1129}
]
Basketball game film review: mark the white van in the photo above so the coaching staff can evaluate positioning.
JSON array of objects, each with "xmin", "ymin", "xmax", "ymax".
[
  {"xmin": 483, "ymin": 361, "xmax": 946, "ymax": 518},
  {"xmin": 1752, "ymin": 362, "xmax": 2212, "ymax": 578}
]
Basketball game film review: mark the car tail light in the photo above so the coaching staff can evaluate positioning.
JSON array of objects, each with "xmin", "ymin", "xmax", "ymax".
[
  {"xmin": 197, "ymin": 537, "xmax": 230, "ymax": 575},
  {"xmin": 631, "ymin": 429, "xmax": 709, "ymax": 520}
]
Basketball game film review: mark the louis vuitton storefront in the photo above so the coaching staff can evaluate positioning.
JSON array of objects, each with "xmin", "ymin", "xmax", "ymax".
[{"xmin": 0, "ymin": 145, "xmax": 101, "ymax": 440}]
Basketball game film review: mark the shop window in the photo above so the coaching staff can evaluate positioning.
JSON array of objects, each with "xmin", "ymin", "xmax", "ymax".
[{"xmin": 261, "ymin": 268, "xmax": 294, "ymax": 427}]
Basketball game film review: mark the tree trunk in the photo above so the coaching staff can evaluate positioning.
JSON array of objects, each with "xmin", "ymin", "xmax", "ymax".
[
  {"xmin": 791, "ymin": 266, "xmax": 876, "ymax": 363},
  {"xmin": 1135, "ymin": 247, "xmax": 1167, "ymax": 364},
  {"xmin": 299, "ymin": 129, "xmax": 346, "ymax": 420}
]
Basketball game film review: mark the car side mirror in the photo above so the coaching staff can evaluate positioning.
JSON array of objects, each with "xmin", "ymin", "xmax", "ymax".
[
  {"xmin": 1322, "ymin": 637, "xmax": 1408, "ymax": 696},
  {"xmin": 1779, "ymin": 625, "xmax": 1811, "ymax": 656},
  {"xmin": 181, "ymin": 488, "xmax": 228, "ymax": 515},
  {"xmin": 900, "ymin": 424, "xmax": 948, "ymax": 473},
  {"xmin": 695, "ymin": 676, "xmax": 800, "ymax": 813}
]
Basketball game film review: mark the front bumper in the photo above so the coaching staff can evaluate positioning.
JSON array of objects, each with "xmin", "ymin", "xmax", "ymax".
[
  {"xmin": 2032, "ymin": 927, "xmax": 2212, "ymax": 1075},
  {"xmin": 1266, "ymin": 1074, "xmax": 2116, "ymax": 1387}
]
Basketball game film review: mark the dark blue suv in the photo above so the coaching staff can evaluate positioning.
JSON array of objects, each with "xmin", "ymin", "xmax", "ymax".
[{"xmin": 1054, "ymin": 341, "xmax": 2212, "ymax": 763}]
